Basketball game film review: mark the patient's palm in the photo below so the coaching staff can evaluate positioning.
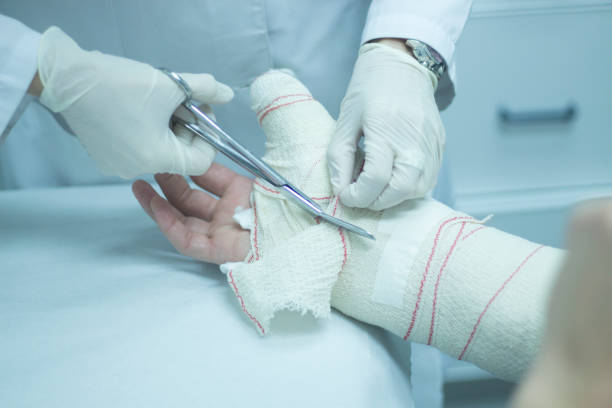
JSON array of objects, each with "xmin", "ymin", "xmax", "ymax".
[{"xmin": 132, "ymin": 164, "xmax": 252, "ymax": 265}]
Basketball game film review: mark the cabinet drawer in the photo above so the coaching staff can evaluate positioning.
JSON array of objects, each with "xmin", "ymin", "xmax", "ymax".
[{"xmin": 442, "ymin": 9, "xmax": 612, "ymax": 197}]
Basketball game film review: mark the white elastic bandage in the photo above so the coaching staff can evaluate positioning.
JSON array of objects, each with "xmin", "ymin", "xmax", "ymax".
[
  {"xmin": 222, "ymin": 70, "xmax": 565, "ymax": 382},
  {"xmin": 220, "ymin": 70, "xmax": 352, "ymax": 334}
]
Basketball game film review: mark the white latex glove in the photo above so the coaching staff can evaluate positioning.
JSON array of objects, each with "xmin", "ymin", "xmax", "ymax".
[
  {"xmin": 328, "ymin": 42, "xmax": 445, "ymax": 210},
  {"xmin": 37, "ymin": 27, "xmax": 234, "ymax": 179}
]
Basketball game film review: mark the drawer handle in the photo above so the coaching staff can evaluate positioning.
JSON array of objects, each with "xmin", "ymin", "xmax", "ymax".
[{"xmin": 498, "ymin": 104, "xmax": 577, "ymax": 125}]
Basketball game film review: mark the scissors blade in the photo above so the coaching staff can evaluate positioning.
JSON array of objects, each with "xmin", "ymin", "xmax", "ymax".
[
  {"xmin": 318, "ymin": 212, "xmax": 376, "ymax": 240},
  {"xmin": 280, "ymin": 185, "xmax": 375, "ymax": 240},
  {"xmin": 185, "ymin": 101, "xmax": 288, "ymax": 187},
  {"xmin": 172, "ymin": 118, "xmax": 268, "ymax": 180}
]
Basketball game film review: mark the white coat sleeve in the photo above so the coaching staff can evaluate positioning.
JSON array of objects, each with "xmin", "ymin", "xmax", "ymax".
[
  {"xmin": 0, "ymin": 15, "xmax": 40, "ymax": 136},
  {"xmin": 361, "ymin": 0, "xmax": 473, "ymax": 109}
]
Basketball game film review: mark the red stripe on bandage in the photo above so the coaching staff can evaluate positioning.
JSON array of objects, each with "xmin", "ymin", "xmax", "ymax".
[
  {"xmin": 462, "ymin": 226, "xmax": 485, "ymax": 242},
  {"xmin": 256, "ymin": 93, "xmax": 311, "ymax": 116},
  {"xmin": 258, "ymin": 97, "xmax": 314, "ymax": 124},
  {"xmin": 229, "ymin": 270, "xmax": 265, "ymax": 334},
  {"xmin": 254, "ymin": 180, "xmax": 280, "ymax": 194},
  {"xmin": 428, "ymin": 222, "xmax": 467, "ymax": 345},
  {"xmin": 252, "ymin": 200, "xmax": 260, "ymax": 261},
  {"xmin": 253, "ymin": 180, "xmax": 331, "ymax": 201},
  {"xmin": 339, "ymin": 228, "xmax": 348, "ymax": 271},
  {"xmin": 332, "ymin": 197, "xmax": 340, "ymax": 216},
  {"xmin": 458, "ymin": 245, "xmax": 545, "ymax": 360},
  {"xmin": 332, "ymin": 196, "xmax": 348, "ymax": 273},
  {"xmin": 404, "ymin": 216, "xmax": 474, "ymax": 341},
  {"xmin": 303, "ymin": 158, "xmax": 322, "ymax": 186}
]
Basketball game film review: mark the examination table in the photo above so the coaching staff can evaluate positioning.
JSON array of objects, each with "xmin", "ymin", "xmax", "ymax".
[{"xmin": 0, "ymin": 183, "xmax": 413, "ymax": 407}]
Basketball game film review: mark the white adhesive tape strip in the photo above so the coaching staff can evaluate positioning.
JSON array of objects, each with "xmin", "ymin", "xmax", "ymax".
[{"xmin": 373, "ymin": 199, "xmax": 454, "ymax": 308}]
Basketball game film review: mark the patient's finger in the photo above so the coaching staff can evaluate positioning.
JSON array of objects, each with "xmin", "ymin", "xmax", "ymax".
[
  {"xmin": 191, "ymin": 162, "xmax": 245, "ymax": 197},
  {"xmin": 136, "ymin": 180, "xmax": 212, "ymax": 238},
  {"xmin": 133, "ymin": 178, "xmax": 187, "ymax": 224},
  {"xmin": 132, "ymin": 180, "xmax": 157, "ymax": 220},
  {"xmin": 134, "ymin": 179, "xmax": 212, "ymax": 239},
  {"xmin": 149, "ymin": 195, "xmax": 215, "ymax": 262},
  {"xmin": 132, "ymin": 180, "xmax": 189, "ymax": 223},
  {"xmin": 155, "ymin": 173, "xmax": 218, "ymax": 221}
]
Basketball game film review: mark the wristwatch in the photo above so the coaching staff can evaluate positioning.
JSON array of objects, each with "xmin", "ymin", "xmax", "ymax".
[{"xmin": 405, "ymin": 39, "xmax": 446, "ymax": 81}]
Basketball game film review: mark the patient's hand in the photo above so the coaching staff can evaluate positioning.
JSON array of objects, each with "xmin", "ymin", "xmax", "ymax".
[{"xmin": 132, "ymin": 164, "xmax": 252, "ymax": 264}]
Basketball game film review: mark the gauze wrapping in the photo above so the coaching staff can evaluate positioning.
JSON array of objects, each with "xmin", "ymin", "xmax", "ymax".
[
  {"xmin": 221, "ymin": 70, "xmax": 565, "ymax": 382},
  {"xmin": 332, "ymin": 213, "xmax": 564, "ymax": 381},
  {"xmin": 220, "ymin": 70, "xmax": 361, "ymax": 333}
]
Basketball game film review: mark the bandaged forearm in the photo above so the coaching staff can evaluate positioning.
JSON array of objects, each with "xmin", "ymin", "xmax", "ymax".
[
  {"xmin": 220, "ymin": 71, "xmax": 565, "ymax": 382},
  {"xmin": 332, "ymin": 201, "xmax": 564, "ymax": 382}
]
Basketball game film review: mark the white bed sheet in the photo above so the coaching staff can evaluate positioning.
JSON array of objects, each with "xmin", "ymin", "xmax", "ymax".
[{"xmin": 0, "ymin": 184, "xmax": 413, "ymax": 407}]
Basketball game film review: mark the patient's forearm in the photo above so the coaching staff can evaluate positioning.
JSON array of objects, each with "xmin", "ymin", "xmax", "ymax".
[
  {"xmin": 221, "ymin": 69, "xmax": 564, "ymax": 382},
  {"xmin": 332, "ymin": 199, "xmax": 564, "ymax": 381}
]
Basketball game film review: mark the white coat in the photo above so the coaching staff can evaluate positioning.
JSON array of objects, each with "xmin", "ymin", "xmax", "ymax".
[{"xmin": 0, "ymin": 0, "xmax": 471, "ymax": 189}]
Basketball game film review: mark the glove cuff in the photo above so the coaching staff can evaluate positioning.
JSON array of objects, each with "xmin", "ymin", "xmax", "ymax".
[{"xmin": 37, "ymin": 26, "xmax": 92, "ymax": 112}]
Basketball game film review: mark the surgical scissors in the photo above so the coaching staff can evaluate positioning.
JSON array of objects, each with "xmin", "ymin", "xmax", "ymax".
[{"xmin": 160, "ymin": 68, "xmax": 375, "ymax": 240}]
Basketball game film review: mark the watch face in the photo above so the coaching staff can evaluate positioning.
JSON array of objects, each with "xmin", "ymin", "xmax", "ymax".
[
  {"xmin": 413, "ymin": 47, "xmax": 425, "ymax": 59},
  {"xmin": 406, "ymin": 40, "xmax": 445, "ymax": 78}
]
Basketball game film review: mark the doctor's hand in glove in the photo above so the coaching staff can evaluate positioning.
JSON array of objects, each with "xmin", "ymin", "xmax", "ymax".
[
  {"xmin": 327, "ymin": 39, "xmax": 445, "ymax": 211},
  {"xmin": 28, "ymin": 27, "xmax": 234, "ymax": 179}
]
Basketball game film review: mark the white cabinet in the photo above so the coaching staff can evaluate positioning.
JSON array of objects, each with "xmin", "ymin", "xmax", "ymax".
[{"xmin": 442, "ymin": 1, "xmax": 612, "ymax": 247}]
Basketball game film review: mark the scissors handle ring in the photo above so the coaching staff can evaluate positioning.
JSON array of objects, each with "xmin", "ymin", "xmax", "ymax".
[{"xmin": 159, "ymin": 68, "xmax": 193, "ymax": 101}]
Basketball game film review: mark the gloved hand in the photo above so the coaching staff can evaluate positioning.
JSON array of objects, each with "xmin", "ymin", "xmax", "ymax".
[
  {"xmin": 327, "ymin": 42, "xmax": 445, "ymax": 210},
  {"xmin": 37, "ymin": 26, "xmax": 234, "ymax": 179}
]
